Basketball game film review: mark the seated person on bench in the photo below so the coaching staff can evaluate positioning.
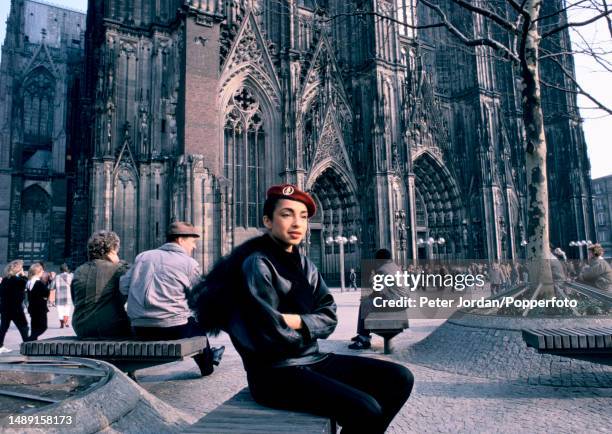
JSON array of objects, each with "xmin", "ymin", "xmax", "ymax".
[
  {"xmin": 578, "ymin": 244, "xmax": 612, "ymax": 290},
  {"xmin": 119, "ymin": 222, "xmax": 224, "ymax": 377},
  {"xmin": 350, "ymin": 248, "xmax": 405, "ymax": 350},
  {"xmin": 71, "ymin": 230, "xmax": 132, "ymax": 339},
  {"xmin": 192, "ymin": 185, "xmax": 414, "ymax": 434}
]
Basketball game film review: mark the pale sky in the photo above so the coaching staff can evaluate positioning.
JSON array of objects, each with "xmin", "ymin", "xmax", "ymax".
[{"xmin": 0, "ymin": 0, "xmax": 610, "ymax": 178}]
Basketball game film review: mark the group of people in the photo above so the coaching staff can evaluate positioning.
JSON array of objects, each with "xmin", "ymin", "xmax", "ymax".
[
  {"xmin": 64, "ymin": 222, "xmax": 223, "ymax": 376},
  {"xmin": 0, "ymin": 262, "xmax": 73, "ymax": 353},
  {"xmin": 0, "ymin": 184, "xmax": 414, "ymax": 433}
]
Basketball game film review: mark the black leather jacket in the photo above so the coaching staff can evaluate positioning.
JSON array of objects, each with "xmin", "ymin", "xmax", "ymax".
[{"xmin": 228, "ymin": 248, "xmax": 338, "ymax": 371}]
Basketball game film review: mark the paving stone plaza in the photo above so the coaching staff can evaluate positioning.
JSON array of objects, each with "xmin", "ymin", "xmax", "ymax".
[{"xmin": 1, "ymin": 290, "xmax": 610, "ymax": 433}]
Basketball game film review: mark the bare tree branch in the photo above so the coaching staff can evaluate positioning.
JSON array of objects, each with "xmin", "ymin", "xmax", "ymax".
[
  {"xmin": 604, "ymin": 0, "xmax": 612, "ymax": 37},
  {"xmin": 541, "ymin": 8, "xmax": 612, "ymax": 38},
  {"xmin": 418, "ymin": 0, "xmax": 520, "ymax": 62},
  {"xmin": 319, "ymin": 9, "xmax": 445, "ymax": 31},
  {"xmin": 534, "ymin": 0, "xmax": 591, "ymax": 23},
  {"xmin": 449, "ymin": 0, "xmax": 518, "ymax": 33},
  {"xmin": 548, "ymin": 55, "xmax": 612, "ymax": 114},
  {"xmin": 507, "ymin": 0, "xmax": 530, "ymax": 18},
  {"xmin": 540, "ymin": 46, "xmax": 612, "ymax": 73},
  {"xmin": 564, "ymin": 26, "xmax": 612, "ymax": 72}
]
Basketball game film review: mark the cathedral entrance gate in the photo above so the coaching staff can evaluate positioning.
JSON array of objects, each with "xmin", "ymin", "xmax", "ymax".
[
  {"xmin": 412, "ymin": 151, "xmax": 464, "ymax": 260},
  {"xmin": 308, "ymin": 167, "xmax": 360, "ymax": 285}
]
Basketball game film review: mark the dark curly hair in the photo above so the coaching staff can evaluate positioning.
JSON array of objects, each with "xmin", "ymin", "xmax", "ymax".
[{"xmin": 87, "ymin": 230, "xmax": 120, "ymax": 260}]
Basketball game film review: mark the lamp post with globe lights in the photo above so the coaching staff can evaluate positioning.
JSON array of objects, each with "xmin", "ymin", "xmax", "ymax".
[
  {"xmin": 417, "ymin": 236, "xmax": 446, "ymax": 260},
  {"xmin": 569, "ymin": 240, "xmax": 591, "ymax": 263},
  {"xmin": 429, "ymin": 236, "xmax": 446, "ymax": 260},
  {"xmin": 326, "ymin": 234, "xmax": 358, "ymax": 292}
]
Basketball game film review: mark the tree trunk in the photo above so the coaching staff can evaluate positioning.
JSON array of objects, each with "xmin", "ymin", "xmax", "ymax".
[{"xmin": 521, "ymin": 0, "xmax": 554, "ymax": 296}]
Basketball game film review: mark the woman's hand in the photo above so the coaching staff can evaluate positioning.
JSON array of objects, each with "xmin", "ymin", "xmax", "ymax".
[{"xmin": 281, "ymin": 313, "xmax": 303, "ymax": 330}]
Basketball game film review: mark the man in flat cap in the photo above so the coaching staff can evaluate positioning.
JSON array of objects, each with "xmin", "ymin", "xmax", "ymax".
[{"xmin": 120, "ymin": 221, "xmax": 223, "ymax": 376}]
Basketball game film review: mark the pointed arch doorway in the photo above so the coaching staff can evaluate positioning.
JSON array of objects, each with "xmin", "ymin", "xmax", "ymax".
[
  {"xmin": 307, "ymin": 166, "xmax": 360, "ymax": 285},
  {"xmin": 18, "ymin": 185, "xmax": 51, "ymax": 263},
  {"xmin": 412, "ymin": 151, "xmax": 464, "ymax": 260}
]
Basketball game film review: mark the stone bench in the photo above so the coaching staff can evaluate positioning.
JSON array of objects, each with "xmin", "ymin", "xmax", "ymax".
[
  {"xmin": 185, "ymin": 388, "xmax": 336, "ymax": 434},
  {"xmin": 364, "ymin": 310, "xmax": 409, "ymax": 354},
  {"xmin": 20, "ymin": 336, "xmax": 207, "ymax": 377},
  {"xmin": 522, "ymin": 326, "xmax": 612, "ymax": 365}
]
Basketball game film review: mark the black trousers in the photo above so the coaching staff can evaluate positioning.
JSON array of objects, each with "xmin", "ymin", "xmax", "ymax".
[
  {"xmin": 247, "ymin": 353, "xmax": 414, "ymax": 434},
  {"xmin": 0, "ymin": 309, "xmax": 29, "ymax": 346},
  {"xmin": 133, "ymin": 317, "xmax": 214, "ymax": 376},
  {"xmin": 28, "ymin": 310, "xmax": 48, "ymax": 341},
  {"xmin": 356, "ymin": 299, "xmax": 372, "ymax": 336}
]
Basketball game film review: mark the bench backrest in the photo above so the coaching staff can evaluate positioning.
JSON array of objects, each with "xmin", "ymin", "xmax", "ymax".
[
  {"xmin": 20, "ymin": 336, "xmax": 207, "ymax": 359},
  {"xmin": 364, "ymin": 310, "xmax": 409, "ymax": 331},
  {"xmin": 522, "ymin": 326, "xmax": 612, "ymax": 351}
]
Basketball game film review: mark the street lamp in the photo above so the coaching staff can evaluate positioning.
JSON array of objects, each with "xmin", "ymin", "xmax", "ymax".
[
  {"xmin": 422, "ymin": 236, "xmax": 445, "ymax": 259},
  {"xmin": 326, "ymin": 234, "xmax": 358, "ymax": 292},
  {"xmin": 520, "ymin": 239, "xmax": 528, "ymax": 259},
  {"xmin": 570, "ymin": 240, "xmax": 591, "ymax": 262}
]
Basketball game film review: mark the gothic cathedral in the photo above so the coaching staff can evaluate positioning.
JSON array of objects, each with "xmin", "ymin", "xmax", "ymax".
[{"xmin": 0, "ymin": 1, "xmax": 595, "ymax": 282}]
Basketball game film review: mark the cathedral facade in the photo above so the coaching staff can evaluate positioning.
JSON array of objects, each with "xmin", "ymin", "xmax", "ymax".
[
  {"xmin": 0, "ymin": 0, "xmax": 595, "ymax": 282},
  {"xmin": 0, "ymin": 0, "xmax": 85, "ymax": 264}
]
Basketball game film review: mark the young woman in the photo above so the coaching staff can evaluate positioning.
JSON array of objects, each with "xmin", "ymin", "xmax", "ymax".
[
  {"xmin": 50, "ymin": 263, "xmax": 74, "ymax": 328},
  {"xmin": 193, "ymin": 185, "xmax": 414, "ymax": 434},
  {"xmin": 0, "ymin": 260, "xmax": 29, "ymax": 352},
  {"xmin": 26, "ymin": 263, "xmax": 49, "ymax": 341}
]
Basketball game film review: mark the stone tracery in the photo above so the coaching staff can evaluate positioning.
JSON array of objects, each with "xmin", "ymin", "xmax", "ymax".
[{"xmin": 224, "ymin": 86, "xmax": 266, "ymax": 229}]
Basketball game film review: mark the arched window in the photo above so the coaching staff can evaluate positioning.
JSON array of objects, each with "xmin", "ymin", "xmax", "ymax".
[
  {"xmin": 224, "ymin": 87, "xmax": 265, "ymax": 228},
  {"xmin": 19, "ymin": 185, "xmax": 51, "ymax": 262},
  {"xmin": 396, "ymin": 0, "xmax": 416, "ymax": 37},
  {"xmin": 415, "ymin": 189, "xmax": 427, "ymax": 228},
  {"xmin": 22, "ymin": 68, "xmax": 55, "ymax": 147},
  {"xmin": 113, "ymin": 167, "xmax": 138, "ymax": 261}
]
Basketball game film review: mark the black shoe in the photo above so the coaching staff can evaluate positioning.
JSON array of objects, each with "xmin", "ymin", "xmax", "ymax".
[
  {"xmin": 195, "ymin": 346, "xmax": 223, "ymax": 377},
  {"xmin": 348, "ymin": 340, "xmax": 371, "ymax": 350},
  {"xmin": 199, "ymin": 362, "xmax": 214, "ymax": 377},
  {"xmin": 212, "ymin": 346, "xmax": 225, "ymax": 366},
  {"xmin": 350, "ymin": 334, "xmax": 371, "ymax": 342}
]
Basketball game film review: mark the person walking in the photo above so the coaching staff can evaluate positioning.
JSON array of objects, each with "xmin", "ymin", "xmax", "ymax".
[
  {"xmin": 191, "ymin": 185, "xmax": 413, "ymax": 434},
  {"xmin": 26, "ymin": 263, "xmax": 49, "ymax": 341},
  {"xmin": 50, "ymin": 264, "xmax": 73, "ymax": 328},
  {"xmin": 0, "ymin": 260, "xmax": 29, "ymax": 353},
  {"xmin": 489, "ymin": 263, "xmax": 503, "ymax": 295},
  {"xmin": 120, "ymin": 221, "xmax": 223, "ymax": 377},
  {"xmin": 71, "ymin": 230, "xmax": 132, "ymax": 338},
  {"xmin": 348, "ymin": 268, "xmax": 358, "ymax": 291},
  {"xmin": 47, "ymin": 271, "xmax": 57, "ymax": 307}
]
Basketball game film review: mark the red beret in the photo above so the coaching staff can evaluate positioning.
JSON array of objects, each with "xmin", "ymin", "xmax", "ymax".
[{"xmin": 266, "ymin": 184, "xmax": 317, "ymax": 217}]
